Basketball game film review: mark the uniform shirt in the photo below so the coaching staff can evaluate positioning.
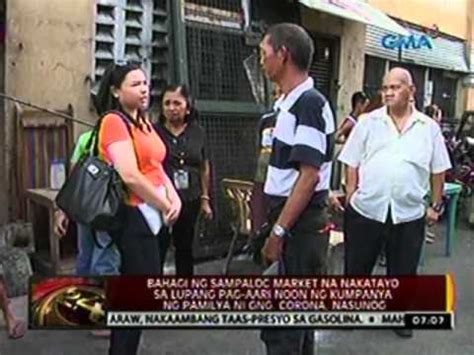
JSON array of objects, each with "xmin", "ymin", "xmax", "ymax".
[
  {"xmin": 154, "ymin": 121, "xmax": 208, "ymax": 202},
  {"xmin": 338, "ymin": 106, "xmax": 452, "ymax": 224},
  {"xmin": 254, "ymin": 110, "xmax": 278, "ymax": 183},
  {"xmin": 98, "ymin": 113, "xmax": 168, "ymax": 206},
  {"xmin": 264, "ymin": 77, "xmax": 335, "ymax": 208}
]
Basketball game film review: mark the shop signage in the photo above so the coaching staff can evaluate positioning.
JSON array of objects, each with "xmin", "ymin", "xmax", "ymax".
[{"xmin": 381, "ymin": 34, "xmax": 433, "ymax": 50}]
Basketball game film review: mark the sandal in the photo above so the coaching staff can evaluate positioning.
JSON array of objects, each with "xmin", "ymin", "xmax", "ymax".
[{"xmin": 8, "ymin": 319, "xmax": 26, "ymax": 339}]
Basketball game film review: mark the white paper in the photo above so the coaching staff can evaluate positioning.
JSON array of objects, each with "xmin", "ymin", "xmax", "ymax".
[{"xmin": 137, "ymin": 203, "xmax": 162, "ymax": 235}]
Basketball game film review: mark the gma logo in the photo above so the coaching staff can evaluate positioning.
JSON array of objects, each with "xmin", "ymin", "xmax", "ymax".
[{"xmin": 382, "ymin": 34, "xmax": 433, "ymax": 50}]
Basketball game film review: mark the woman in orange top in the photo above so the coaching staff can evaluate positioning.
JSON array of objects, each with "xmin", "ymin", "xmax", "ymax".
[{"xmin": 94, "ymin": 62, "xmax": 181, "ymax": 355}]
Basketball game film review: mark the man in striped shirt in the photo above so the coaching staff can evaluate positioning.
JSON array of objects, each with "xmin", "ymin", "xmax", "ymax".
[{"xmin": 259, "ymin": 23, "xmax": 335, "ymax": 355}]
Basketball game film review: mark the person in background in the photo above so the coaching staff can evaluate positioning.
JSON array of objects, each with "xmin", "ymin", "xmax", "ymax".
[
  {"xmin": 0, "ymin": 279, "xmax": 25, "ymax": 339},
  {"xmin": 154, "ymin": 84, "xmax": 212, "ymax": 276},
  {"xmin": 331, "ymin": 91, "xmax": 369, "ymax": 192},
  {"xmin": 335, "ymin": 91, "xmax": 369, "ymax": 144},
  {"xmin": 54, "ymin": 130, "xmax": 120, "ymax": 277},
  {"xmin": 424, "ymin": 103, "xmax": 444, "ymax": 244},
  {"xmin": 251, "ymin": 85, "xmax": 282, "ymax": 233},
  {"xmin": 425, "ymin": 104, "xmax": 443, "ymax": 124},
  {"xmin": 94, "ymin": 63, "xmax": 181, "ymax": 355},
  {"xmin": 54, "ymin": 129, "xmax": 121, "ymax": 338},
  {"xmin": 338, "ymin": 67, "xmax": 451, "ymax": 338}
]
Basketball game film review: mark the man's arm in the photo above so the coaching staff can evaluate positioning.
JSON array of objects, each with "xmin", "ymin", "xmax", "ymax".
[
  {"xmin": 426, "ymin": 172, "xmax": 445, "ymax": 225},
  {"xmin": 427, "ymin": 125, "xmax": 452, "ymax": 224},
  {"xmin": 261, "ymin": 164, "xmax": 319, "ymax": 262},
  {"xmin": 344, "ymin": 166, "xmax": 359, "ymax": 206},
  {"xmin": 430, "ymin": 172, "xmax": 445, "ymax": 206},
  {"xmin": 275, "ymin": 164, "xmax": 319, "ymax": 230}
]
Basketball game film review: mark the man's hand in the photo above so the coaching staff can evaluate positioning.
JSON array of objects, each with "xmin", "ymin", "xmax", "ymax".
[
  {"xmin": 426, "ymin": 207, "xmax": 440, "ymax": 226},
  {"xmin": 344, "ymin": 189, "xmax": 356, "ymax": 207},
  {"xmin": 261, "ymin": 234, "xmax": 283, "ymax": 263},
  {"xmin": 329, "ymin": 192, "xmax": 344, "ymax": 213},
  {"xmin": 53, "ymin": 210, "xmax": 69, "ymax": 238}
]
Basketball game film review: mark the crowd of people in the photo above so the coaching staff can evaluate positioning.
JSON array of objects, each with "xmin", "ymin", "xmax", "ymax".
[{"xmin": 0, "ymin": 21, "xmax": 453, "ymax": 355}]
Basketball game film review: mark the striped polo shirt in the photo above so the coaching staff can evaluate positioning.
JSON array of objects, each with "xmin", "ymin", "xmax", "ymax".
[{"xmin": 264, "ymin": 77, "xmax": 335, "ymax": 207}]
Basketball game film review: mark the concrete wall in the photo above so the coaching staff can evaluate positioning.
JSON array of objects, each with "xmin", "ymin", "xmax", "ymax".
[
  {"xmin": 5, "ymin": 0, "xmax": 94, "ymax": 121},
  {"xmin": 1, "ymin": 0, "xmax": 94, "ymax": 222},
  {"xmin": 368, "ymin": 0, "xmax": 470, "ymax": 40},
  {"xmin": 301, "ymin": 7, "xmax": 366, "ymax": 123}
]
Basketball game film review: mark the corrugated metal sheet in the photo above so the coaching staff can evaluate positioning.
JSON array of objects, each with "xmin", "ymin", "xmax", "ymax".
[
  {"xmin": 365, "ymin": 25, "xmax": 469, "ymax": 73},
  {"xmin": 365, "ymin": 25, "xmax": 400, "ymax": 61},
  {"xmin": 401, "ymin": 27, "xmax": 469, "ymax": 73}
]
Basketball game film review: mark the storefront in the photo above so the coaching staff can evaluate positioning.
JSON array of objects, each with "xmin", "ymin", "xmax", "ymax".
[{"xmin": 364, "ymin": 23, "xmax": 470, "ymax": 117}]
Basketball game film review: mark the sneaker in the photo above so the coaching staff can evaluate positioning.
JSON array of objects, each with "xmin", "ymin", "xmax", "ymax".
[{"xmin": 393, "ymin": 329, "xmax": 413, "ymax": 338}]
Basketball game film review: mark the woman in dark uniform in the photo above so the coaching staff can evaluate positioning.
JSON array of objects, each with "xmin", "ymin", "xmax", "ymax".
[{"xmin": 154, "ymin": 85, "xmax": 213, "ymax": 276}]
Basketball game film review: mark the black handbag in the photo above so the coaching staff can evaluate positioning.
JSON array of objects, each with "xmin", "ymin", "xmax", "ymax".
[{"xmin": 55, "ymin": 111, "xmax": 133, "ymax": 233}]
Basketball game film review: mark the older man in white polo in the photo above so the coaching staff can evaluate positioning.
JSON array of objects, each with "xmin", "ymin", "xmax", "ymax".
[{"xmin": 338, "ymin": 67, "xmax": 451, "ymax": 337}]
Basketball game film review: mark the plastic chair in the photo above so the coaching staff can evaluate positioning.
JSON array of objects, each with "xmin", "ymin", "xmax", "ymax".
[
  {"xmin": 444, "ymin": 182, "xmax": 462, "ymax": 256},
  {"xmin": 221, "ymin": 179, "xmax": 254, "ymax": 275},
  {"xmin": 419, "ymin": 182, "xmax": 463, "ymax": 265}
]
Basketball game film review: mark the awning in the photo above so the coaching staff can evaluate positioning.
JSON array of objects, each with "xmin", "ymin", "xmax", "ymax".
[{"xmin": 299, "ymin": 0, "xmax": 409, "ymax": 36}]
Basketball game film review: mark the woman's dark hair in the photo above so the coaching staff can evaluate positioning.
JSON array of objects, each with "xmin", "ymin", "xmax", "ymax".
[
  {"xmin": 94, "ymin": 62, "xmax": 151, "ymax": 131},
  {"xmin": 351, "ymin": 91, "xmax": 368, "ymax": 110},
  {"xmin": 158, "ymin": 84, "xmax": 199, "ymax": 124},
  {"xmin": 424, "ymin": 105, "xmax": 436, "ymax": 118}
]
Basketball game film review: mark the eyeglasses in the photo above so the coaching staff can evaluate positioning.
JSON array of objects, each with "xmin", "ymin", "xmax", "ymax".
[{"xmin": 114, "ymin": 59, "xmax": 143, "ymax": 67}]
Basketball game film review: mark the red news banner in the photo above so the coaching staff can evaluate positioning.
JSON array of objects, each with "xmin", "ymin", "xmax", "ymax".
[{"xmin": 106, "ymin": 276, "xmax": 455, "ymax": 329}]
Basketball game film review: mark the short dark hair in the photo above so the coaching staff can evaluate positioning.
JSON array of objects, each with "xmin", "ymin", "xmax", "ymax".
[
  {"xmin": 265, "ymin": 23, "xmax": 314, "ymax": 72},
  {"xmin": 351, "ymin": 91, "xmax": 368, "ymax": 110}
]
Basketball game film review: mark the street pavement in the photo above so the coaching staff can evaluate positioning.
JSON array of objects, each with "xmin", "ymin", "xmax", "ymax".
[{"xmin": 1, "ymin": 218, "xmax": 473, "ymax": 355}]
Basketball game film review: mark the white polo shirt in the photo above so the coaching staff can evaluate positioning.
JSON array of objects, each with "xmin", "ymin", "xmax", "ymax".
[{"xmin": 338, "ymin": 106, "xmax": 451, "ymax": 224}]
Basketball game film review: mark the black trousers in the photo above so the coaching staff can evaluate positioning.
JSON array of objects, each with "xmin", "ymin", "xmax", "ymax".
[
  {"xmin": 344, "ymin": 204, "xmax": 425, "ymax": 276},
  {"xmin": 261, "ymin": 203, "xmax": 329, "ymax": 355},
  {"xmin": 109, "ymin": 206, "xmax": 162, "ymax": 355},
  {"xmin": 159, "ymin": 198, "xmax": 201, "ymax": 276}
]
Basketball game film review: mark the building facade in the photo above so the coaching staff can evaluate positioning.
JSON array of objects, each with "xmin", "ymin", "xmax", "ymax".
[
  {"xmin": 0, "ymin": 0, "xmax": 418, "ymax": 257},
  {"xmin": 366, "ymin": 0, "xmax": 474, "ymax": 116}
]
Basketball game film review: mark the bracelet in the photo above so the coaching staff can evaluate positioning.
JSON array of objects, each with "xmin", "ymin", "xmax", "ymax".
[{"xmin": 200, "ymin": 195, "xmax": 210, "ymax": 201}]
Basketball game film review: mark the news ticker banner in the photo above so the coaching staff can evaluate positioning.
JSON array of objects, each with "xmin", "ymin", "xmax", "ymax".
[{"xmin": 29, "ymin": 275, "xmax": 455, "ymax": 330}]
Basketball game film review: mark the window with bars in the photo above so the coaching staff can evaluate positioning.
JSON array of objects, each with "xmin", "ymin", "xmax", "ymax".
[
  {"xmin": 93, "ymin": 0, "xmax": 170, "ymax": 104},
  {"xmin": 184, "ymin": 0, "xmax": 261, "ymax": 104}
]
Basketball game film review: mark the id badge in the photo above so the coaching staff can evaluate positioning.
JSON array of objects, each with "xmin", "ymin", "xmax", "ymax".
[{"xmin": 173, "ymin": 169, "xmax": 189, "ymax": 190}]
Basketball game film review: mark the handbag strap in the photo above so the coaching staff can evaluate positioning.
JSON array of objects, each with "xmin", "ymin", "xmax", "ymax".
[{"xmin": 85, "ymin": 110, "xmax": 142, "ymax": 170}]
